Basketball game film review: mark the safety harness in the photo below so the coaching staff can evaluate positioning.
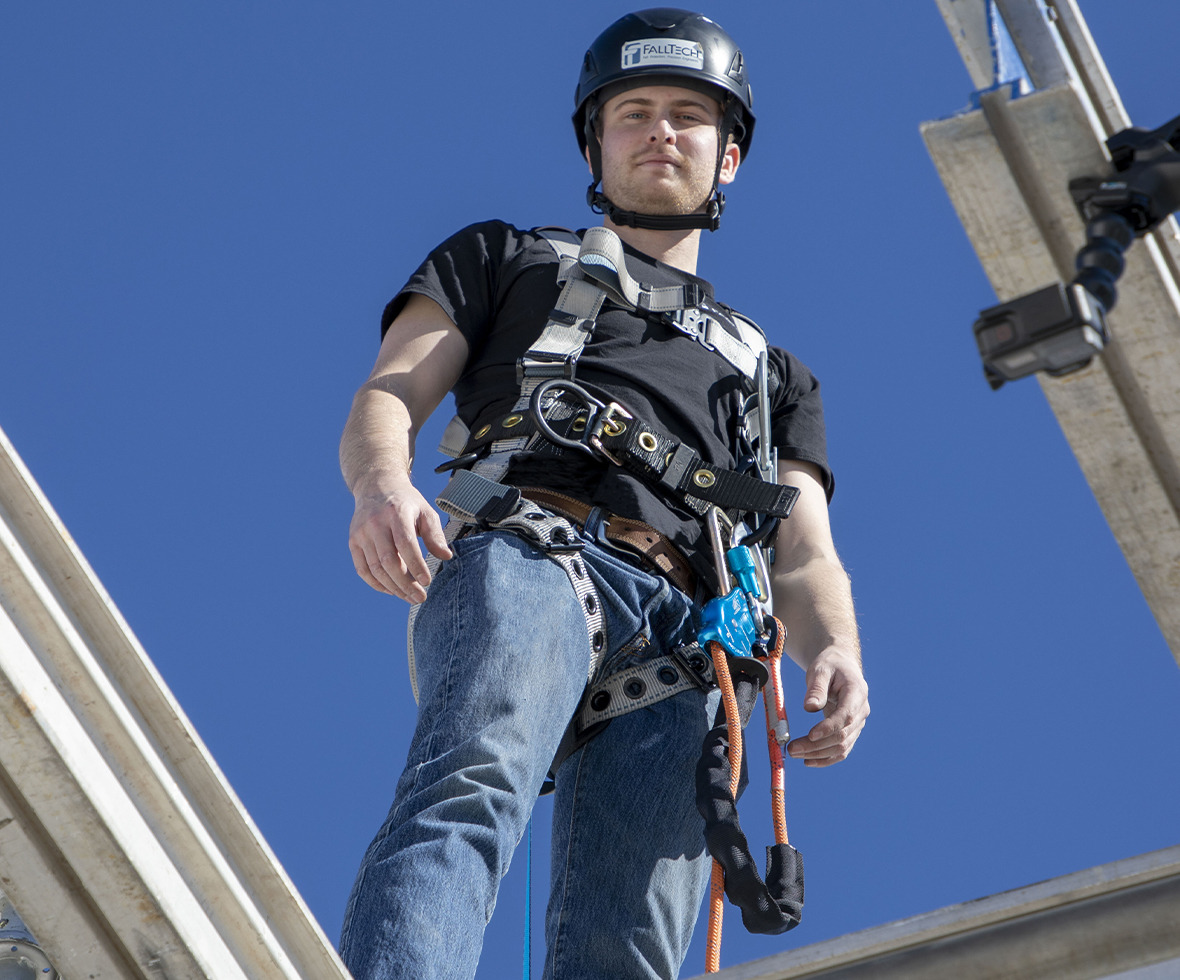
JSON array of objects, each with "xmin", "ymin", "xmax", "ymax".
[{"xmin": 409, "ymin": 226, "xmax": 804, "ymax": 970}]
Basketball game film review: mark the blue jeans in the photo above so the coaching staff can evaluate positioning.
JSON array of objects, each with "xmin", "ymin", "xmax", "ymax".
[{"xmin": 339, "ymin": 513, "xmax": 718, "ymax": 980}]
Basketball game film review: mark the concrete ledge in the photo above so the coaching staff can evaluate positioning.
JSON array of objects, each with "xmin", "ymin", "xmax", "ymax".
[
  {"xmin": 692, "ymin": 845, "xmax": 1180, "ymax": 980},
  {"xmin": 0, "ymin": 422, "xmax": 351, "ymax": 979}
]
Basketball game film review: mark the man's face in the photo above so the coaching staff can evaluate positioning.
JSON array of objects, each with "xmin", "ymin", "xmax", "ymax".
[{"xmin": 596, "ymin": 84, "xmax": 740, "ymax": 217}]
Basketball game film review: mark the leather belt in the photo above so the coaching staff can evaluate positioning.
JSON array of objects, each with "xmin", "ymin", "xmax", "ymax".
[{"xmin": 518, "ymin": 487, "xmax": 697, "ymax": 598}]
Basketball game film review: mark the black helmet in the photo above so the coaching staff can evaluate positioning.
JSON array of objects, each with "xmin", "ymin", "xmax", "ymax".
[{"xmin": 573, "ymin": 8, "xmax": 755, "ymax": 231}]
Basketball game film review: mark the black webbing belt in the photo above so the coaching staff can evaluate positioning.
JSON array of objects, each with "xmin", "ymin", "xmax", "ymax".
[{"xmin": 454, "ymin": 403, "xmax": 799, "ymax": 521}]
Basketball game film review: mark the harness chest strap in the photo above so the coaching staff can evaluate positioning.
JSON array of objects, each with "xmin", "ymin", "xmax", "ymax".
[{"xmin": 435, "ymin": 226, "xmax": 776, "ymax": 482}]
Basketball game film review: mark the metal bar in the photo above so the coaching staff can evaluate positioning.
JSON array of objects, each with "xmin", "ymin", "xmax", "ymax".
[
  {"xmin": 923, "ymin": 0, "xmax": 1180, "ymax": 663},
  {"xmin": 688, "ymin": 846, "xmax": 1180, "ymax": 979},
  {"xmin": 1042, "ymin": 0, "xmax": 1130, "ymax": 133},
  {"xmin": 933, "ymin": 0, "xmax": 997, "ymax": 90},
  {"xmin": 0, "ymin": 423, "xmax": 353, "ymax": 980},
  {"xmin": 993, "ymin": 0, "xmax": 1072, "ymax": 88}
]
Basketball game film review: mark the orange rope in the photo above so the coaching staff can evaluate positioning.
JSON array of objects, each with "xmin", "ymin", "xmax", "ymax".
[
  {"xmin": 761, "ymin": 618, "xmax": 790, "ymax": 846},
  {"xmin": 705, "ymin": 617, "xmax": 790, "ymax": 973},
  {"xmin": 704, "ymin": 640, "xmax": 741, "ymax": 974}
]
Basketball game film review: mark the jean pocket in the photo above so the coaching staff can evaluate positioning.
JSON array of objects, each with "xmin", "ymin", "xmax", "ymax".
[{"xmin": 590, "ymin": 628, "xmax": 653, "ymax": 684}]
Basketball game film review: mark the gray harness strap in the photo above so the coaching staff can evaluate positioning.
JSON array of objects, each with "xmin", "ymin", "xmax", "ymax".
[
  {"xmin": 405, "ymin": 468, "xmax": 607, "ymax": 703},
  {"xmin": 436, "ymin": 469, "xmax": 607, "ymax": 665}
]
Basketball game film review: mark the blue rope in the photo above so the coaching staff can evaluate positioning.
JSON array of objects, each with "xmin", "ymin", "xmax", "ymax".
[{"xmin": 523, "ymin": 817, "xmax": 532, "ymax": 980}]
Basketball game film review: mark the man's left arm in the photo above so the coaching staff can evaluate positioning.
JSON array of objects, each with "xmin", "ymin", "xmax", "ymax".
[{"xmin": 769, "ymin": 461, "xmax": 869, "ymax": 767}]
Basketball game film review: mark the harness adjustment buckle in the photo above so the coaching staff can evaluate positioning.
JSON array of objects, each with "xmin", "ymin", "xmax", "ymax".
[
  {"xmin": 436, "ymin": 469, "xmax": 522, "ymax": 527},
  {"xmin": 660, "ymin": 443, "xmax": 697, "ymax": 491},
  {"xmin": 533, "ymin": 525, "xmax": 585, "ymax": 554},
  {"xmin": 587, "ymin": 402, "xmax": 633, "ymax": 465},
  {"xmin": 517, "ymin": 351, "xmax": 578, "ymax": 383}
]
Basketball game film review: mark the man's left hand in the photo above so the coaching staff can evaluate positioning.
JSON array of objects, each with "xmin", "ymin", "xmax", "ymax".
[{"xmin": 786, "ymin": 648, "xmax": 869, "ymax": 767}]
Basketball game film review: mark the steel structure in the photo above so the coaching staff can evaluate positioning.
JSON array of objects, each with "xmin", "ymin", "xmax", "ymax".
[
  {"xmin": 0, "ymin": 422, "xmax": 351, "ymax": 979},
  {"xmin": 923, "ymin": 0, "xmax": 1180, "ymax": 663},
  {"xmin": 690, "ymin": 845, "xmax": 1180, "ymax": 979}
]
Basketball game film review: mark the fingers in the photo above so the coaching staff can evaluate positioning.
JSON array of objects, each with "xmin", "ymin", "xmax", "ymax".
[
  {"xmin": 416, "ymin": 507, "xmax": 454, "ymax": 563},
  {"xmin": 350, "ymin": 528, "xmax": 424, "ymax": 602},
  {"xmin": 348, "ymin": 490, "xmax": 450, "ymax": 603},
  {"xmin": 787, "ymin": 654, "xmax": 869, "ymax": 768}
]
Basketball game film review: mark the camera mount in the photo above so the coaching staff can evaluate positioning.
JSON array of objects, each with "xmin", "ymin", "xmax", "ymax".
[{"xmin": 973, "ymin": 111, "xmax": 1180, "ymax": 389}]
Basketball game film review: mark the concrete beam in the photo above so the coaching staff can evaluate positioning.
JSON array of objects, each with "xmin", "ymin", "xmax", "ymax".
[
  {"xmin": 921, "ymin": 0, "xmax": 1180, "ymax": 664},
  {"xmin": 0, "ymin": 423, "xmax": 352, "ymax": 980},
  {"xmin": 690, "ymin": 845, "xmax": 1180, "ymax": 979}
]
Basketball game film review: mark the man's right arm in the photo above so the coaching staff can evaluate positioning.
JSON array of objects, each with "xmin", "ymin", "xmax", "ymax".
[{"xmin": 340, "ymin": 292, "xmax": 470, "ymax": 603}]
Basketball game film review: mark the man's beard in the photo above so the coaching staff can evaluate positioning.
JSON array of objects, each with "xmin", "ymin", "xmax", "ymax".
[{"xmin": 601, "ymin": 159, "xmax": 714, "ymax": 216}]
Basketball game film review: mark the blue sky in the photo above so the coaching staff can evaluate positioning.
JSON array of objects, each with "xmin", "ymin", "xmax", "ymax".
[{"xmin": 2, "ymin": 2, "xmax": 1178, "ymax": 976}]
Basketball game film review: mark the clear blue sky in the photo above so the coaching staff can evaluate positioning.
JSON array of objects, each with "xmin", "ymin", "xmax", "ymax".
[{"xmin": 2, "ymin": 2, "xmax": 1178, "ymax": 976}]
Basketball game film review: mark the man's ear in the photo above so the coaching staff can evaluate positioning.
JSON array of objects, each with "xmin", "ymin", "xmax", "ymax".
[
  {"xmin": 584, "ymin": 145, "xmax": 592, "ymax": 175},
  {"xmin": 718, "ymin": 141, "xmax": 741, "ymax": 185}
]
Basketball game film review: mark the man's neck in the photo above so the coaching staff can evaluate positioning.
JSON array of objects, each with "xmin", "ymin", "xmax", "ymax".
[{"xmin": 603, "ymin": 218, "xmax": 702, "ymax": 275}]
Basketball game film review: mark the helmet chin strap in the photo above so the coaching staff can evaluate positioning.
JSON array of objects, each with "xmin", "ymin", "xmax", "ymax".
[
  {"xmin": 584, "ymin": 97, "xmax": 740, "ymax": 234},
  {"xmin": 587, "ymin": 183, "xmax": 725, "ymax": 231}
]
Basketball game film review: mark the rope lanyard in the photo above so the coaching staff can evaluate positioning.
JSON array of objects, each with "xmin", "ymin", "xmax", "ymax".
[
  {"xmin": 522, "ymin": 816, "xmax": 533, "ymax": 980},
  {"xmin": 702, "ymin": 617, "xmax": 803, "ymax": 974}
]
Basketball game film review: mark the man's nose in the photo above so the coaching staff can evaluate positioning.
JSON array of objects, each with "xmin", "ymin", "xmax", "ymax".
[{"xmin": 648, "ymin": 116, "xmax": 676, "ymax": 142}]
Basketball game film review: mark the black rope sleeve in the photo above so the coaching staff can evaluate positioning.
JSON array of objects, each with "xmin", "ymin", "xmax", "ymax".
[{"xmin": 695, "ymin": 668, "xmax": 805, "ymax": 935}]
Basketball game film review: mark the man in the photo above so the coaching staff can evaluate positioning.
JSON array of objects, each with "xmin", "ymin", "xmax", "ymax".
[{"xmin": 338, "ymin": 9, "xmax": 869, "ymax": 980}]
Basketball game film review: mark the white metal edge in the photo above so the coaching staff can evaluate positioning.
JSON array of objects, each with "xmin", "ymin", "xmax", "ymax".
[
  {"xmin": 933, "ymin": 0, "xmax": 995, "ymax": 91},
  {"xmin": 0, "ymin": 422, "xmax": 352, "ymax": 978},
  {"xmin": 0, "ymin": 603, "xmax": 249, "ymax": 979},
  {"xmin": 0, "ymin": 496, "xmax": 306, "ymax": 976},
  {"xmin": 688, "ymin": 845, "xmax": 1180, "ymax": 980},
  {"xmin": 1043, "ymin": 0, "xmax": 1130, "ymax": 132}
]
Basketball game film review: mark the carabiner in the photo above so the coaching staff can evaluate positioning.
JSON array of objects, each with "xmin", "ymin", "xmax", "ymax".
[{"xmin": 706, "ymin": 506, "xmax": 734, "ymax": 596}]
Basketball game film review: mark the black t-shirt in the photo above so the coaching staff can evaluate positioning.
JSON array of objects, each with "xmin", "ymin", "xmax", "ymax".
[{"xmin": 383, "ymin": 220, "xmax": 831, "ymax": 585}]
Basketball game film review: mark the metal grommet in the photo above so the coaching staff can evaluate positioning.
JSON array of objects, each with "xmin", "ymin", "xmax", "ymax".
[
  {"xmin": 592, "ymin": 630, "xmax": 605, "ymax": 652},
  {"xmin": 665, "ymin": 451, "xmax": 674, "ymax": 465},
  {"xmin": 590, "ymin": 690, "xmax": 610, "ymax": 711},
  {"xmin": 624, "ymin": 679, "xmax": 646, "ymax": 699},
  {"xmin": 572, "ymin": 559, "xmax": 584, "ymax": 578},
  {"xmin": 474, "ymin": 424, "xmax": 491, "ymax": 439},
  {"xmin": 585, "ymin": 593, "xmax": 597, "ymax": 614},
  {"xmin": 638, "ymin": 432, "xmax": 658, "ymax": 453},
  {"xmin": 688, "ymin": 654, "xmax": 707, "ymax": 672},
  {"xmin": 502, "ymin": 414, "xmax": 523, "ymax": 428},
  {"xmin": 692, "ymin": 469, "xmax": 716, "ymax": 488},
  {"xmin": 658, "ymin": 666, "xmax": 679, "ymax": 685},
  {"xmin": 571, "ymin": 416, "xmax": 588, "ymax": 433},
  {"xmin": 602, "ymin": 419, "xmax": 626, "ymax": 437},
  {"xmin": 525, "ymin": 512, "xmax": 544, "ymax": 521}
]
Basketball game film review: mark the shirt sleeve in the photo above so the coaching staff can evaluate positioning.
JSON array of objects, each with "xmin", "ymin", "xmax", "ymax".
[
  {"xmin": 380, "ymin": 220, "xmax": 519, "ymax": 345},
  {"xmin": 768, "ymin": 346, "xmax": 834, "ymax": 501}
]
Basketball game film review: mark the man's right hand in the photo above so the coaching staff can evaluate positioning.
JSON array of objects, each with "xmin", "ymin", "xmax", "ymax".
[
  {"xmin": 348, "ymin": 475, "xmax": 453, "ymax": 603},
  {"xmin": 339, "ymin": 293, "xmax": 470, "ymax": 603}
]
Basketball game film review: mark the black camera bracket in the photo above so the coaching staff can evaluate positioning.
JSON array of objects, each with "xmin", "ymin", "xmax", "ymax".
[{"xmin": 973, "ymin": 111, "xmax": 1180, "ymax": 389}]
